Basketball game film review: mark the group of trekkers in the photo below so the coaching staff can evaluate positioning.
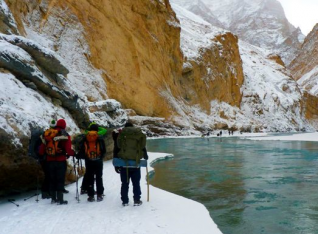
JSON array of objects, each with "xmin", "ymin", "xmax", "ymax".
[{"xmin": 33, "ymin": 118, "xmax": 148, "ymax": 206}]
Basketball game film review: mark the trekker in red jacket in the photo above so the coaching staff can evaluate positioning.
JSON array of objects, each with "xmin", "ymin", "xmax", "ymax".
[{"xmin": 39, "ymin": 119, "xmax": 74, "ymax": 205}]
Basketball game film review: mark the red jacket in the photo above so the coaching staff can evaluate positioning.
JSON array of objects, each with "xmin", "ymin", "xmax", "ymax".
[{"xmin": 39, "ymin": 129, "xmax": 75, "ymax": 161}]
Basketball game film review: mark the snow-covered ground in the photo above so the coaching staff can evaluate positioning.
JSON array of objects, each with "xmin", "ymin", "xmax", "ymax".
[
  {"xmin": 247, "ymin": 131, "xmax": 318, "ymax": 142},
  {"xmin": 0, "ymin": 152, "xmax": 222, "ymax": 234},
  {"xmin": 1, "ymin": 133, "xmax": 318, "ymax": 234}
]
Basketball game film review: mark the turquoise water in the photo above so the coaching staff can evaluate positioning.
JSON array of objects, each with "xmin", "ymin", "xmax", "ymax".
[{"xmin": 147, "ymin": 137, "xmax": 318, "ymax": 234}]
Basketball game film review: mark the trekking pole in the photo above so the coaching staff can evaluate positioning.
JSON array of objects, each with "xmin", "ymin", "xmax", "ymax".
[
  {"xmin": 8, "ymin": 199, "xmax": 19, "ymax": 207},
  {"xmin": 24, "ymin": 166, "xmax": 40, "ymax": 202},
  {"xmin": 35, "ymin": 170, "xmax": 40, "ymax": 202},
  {"xmin": 72, "ymin": 156, "xmax": 80, "ymax": 202},
  {"xmin": 80, "ymin": 158, "xmax": 83, "ymax": 170},
  {"xmin": 24, "ymin": 193, "xmax": 37, "ymax": 201},
  {"xmin": 146, "ymin": 166, "xmax": 150, "ymax": 202}
]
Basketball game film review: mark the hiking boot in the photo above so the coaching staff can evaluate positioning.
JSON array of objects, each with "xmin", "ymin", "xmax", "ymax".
[
  {"xmin": 80, "ymin": 189, "xmax": 87, "ymax": 195},
  {"xmin": 97, "ymin": 195, "xmax": 103, "ymax": 202},
  {"xmin": 62, "ymin": 188, "xmax": 69, "ymax": 194},
  {"xmin": 51, "ymin": 199, "xmax": 57, "ymax": 204},
  {"xmin": 122, "ymin": 202, "xmax": 129, "ymax": 207},
  {"xmin": 58, "ymin": 200, "xmax": 68, "ymax": 205},
  {"xmin": 134, "ymin": 200, "xmax": 142, "ymax": 206},
  {"xmin": 87, "ymin": 196, "xmax": 95, "ymax": 202},
  {"xmin": 42, "ymin": 192, "xmax": 51, "ymax": 199}
]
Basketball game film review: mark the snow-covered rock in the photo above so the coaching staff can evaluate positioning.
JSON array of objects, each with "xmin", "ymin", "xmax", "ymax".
[
  {"xmin": 0, "ymin": 0, "xmax": 18, "ymax": 34},
  {"xmin": 170, "ymin": 2, "xmax": 311, "ymax": 132},
  {"xmin": 172, "ymin": 0, "xmax": 304, "ymax": 65},
  {"xmin": 289, "ymin": 24, "xmax": 318, "ymax": 95},
  {"xmin": 239, "ymin": 40, "xmax": 310, "ymax": 131}
]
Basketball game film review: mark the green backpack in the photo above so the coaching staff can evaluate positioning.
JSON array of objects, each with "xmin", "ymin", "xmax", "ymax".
[{"xmin": 117, "ymin": 127, "xmax": 146, "ymax": 163}]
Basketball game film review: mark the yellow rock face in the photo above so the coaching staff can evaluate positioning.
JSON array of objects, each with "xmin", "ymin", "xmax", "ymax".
[
  {"xmin": 181, "ymin": 32, "xmax": 244, "ymax": 113},
  {"xmin": 5, "ymin": 0, "xmax": 244, "ymax": 123},
  {"xmin": 302, "ymin": 91, "xmax": 318, "ymax": 120}
]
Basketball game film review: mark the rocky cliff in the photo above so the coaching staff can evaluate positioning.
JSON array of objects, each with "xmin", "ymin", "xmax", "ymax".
[
  {"xmin": 171, "ymin": 0, "xmax": 304, "ymax": 66},
  {"xmin": 289, "ymin": 24, "xmax": 318, "ymax": 93},
  {"xmin": 288, "ymin": 24, "xmax": 318, "ymax": 127}
]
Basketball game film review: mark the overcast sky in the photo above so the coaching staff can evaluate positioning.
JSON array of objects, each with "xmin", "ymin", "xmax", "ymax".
[{"xmin": 277, "ymin": 0, "xmax": 318, "ymax": 35}]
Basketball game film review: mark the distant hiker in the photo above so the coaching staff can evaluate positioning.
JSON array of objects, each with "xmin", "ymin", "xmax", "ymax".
[
  {"xmin": 113, "ymin": 122, "xmax": 148, "ymax": 206},
  {"xmin": 77, "ymin": 122, "xmax": 107, "ymax": 195},
  {"xmin": 219, "ymin": 131, "xmax": 222, "ymax": 137},
  {"xmin": 77, "ymin": 123, "xmax": 106, "ymax": 202},
  {"xmin": 38, "ymin": 119, "xmax": 75, "ymax": 205}
]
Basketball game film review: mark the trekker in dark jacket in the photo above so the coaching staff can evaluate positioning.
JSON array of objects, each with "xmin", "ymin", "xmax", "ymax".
[
  {"xmin": 38, "ymin": 119, "xmax": 75, "ymax": 205},
  {"xmin": 113, "ymin": 122, "xmax": 148, "ymax": 206},
  {"xmin": 78, "ymin": 124, "xmax": 106, "ymax": 202},
  {"xmin": 80, "ymin": 123, "xmax": 107, "ymax": 195}
]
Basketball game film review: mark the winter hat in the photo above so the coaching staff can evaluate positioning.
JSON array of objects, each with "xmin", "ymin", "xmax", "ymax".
[
  {"xmin": 56, "ymin": 119, "xmax": 66, "ymax": 129},
  {"xmin": 50, "ymin": 119, "xmax": 56, "ymax": 128},
  {"xmin": 89, "ymin": 124, "xmax": 99, "ymax": 131}
]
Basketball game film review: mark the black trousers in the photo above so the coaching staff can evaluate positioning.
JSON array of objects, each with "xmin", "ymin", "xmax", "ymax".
[
  {"xmin": 40, "ymin": 161, "xmax": 50, "ymax": 194},
  {"xmin": 48, "ymin": 161, "xmax": 66, "ymax": 199},
  {"xmin": 81, "ymin": 173, "xmax": 88, "ymax": 191},
  {"xmin": 120, "ymin": 168, "xmax": 141, "ymax": 203},
  {"xmin": 86, "ymin": 159, "xmax": 104, "ymax": 197}
]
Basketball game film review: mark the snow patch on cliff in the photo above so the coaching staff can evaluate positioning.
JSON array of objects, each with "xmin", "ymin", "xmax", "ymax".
[
  {"xmin": 0, "ymin": 72, "xmax": 79, "ymax": 145},
  {"xmin": 171, "ymin": 3, "xmax": 225, "ymax": 59}
]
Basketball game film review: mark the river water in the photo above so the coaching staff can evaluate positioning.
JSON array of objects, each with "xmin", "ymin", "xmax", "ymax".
[{"xmin": 147, "ymin": 137, "xmax": 318, "ymax": 234}]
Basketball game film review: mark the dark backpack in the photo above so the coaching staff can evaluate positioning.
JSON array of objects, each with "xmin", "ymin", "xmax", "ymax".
[
  {"xmin": 117, "ymin": 127, "xmax": 146, "ymax": 163},
  {"xmin": 73, "ymin": 133, "xmax": 86, "ymax": 154},
  {"xmin": 28, "ymin": 128, "xmax": 44, "ymax": 161}
]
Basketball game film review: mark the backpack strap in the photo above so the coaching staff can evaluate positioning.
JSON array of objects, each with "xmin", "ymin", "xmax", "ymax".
[{"xmin": 54, "ymin": 135, "xmax": 68, "ymax": 141}]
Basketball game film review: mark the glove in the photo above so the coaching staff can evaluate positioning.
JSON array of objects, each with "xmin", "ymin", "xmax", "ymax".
[{"xmin": 115, "ymin": 167, "xmax": 121, "ymax": 173}]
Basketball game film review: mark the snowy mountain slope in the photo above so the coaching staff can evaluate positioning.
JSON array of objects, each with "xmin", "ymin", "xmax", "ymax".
[
  {"xmin": 297, "ymin": 66, "xmax": 318, "ymax": 96},
  {"xmin": 289, "ymin": 24, "xmax": 318, "ymax": 96},
  {"xmin": 171, "ymin": 0, "xmax": 304, "ymax": 65},
  {"xmin": 169, "ymin": 3, "xmax": 311, "ymax": 132},
  {"xmin": 171, "ymin": 3, "xmax": 225, "ymax": 59},
  {"xmin": 0, "ymin": 153, "xmax": 222, "ymax": 234},
  {"xmin": 239, "ymin": 41, "xmax": 309, "ymax": 131}
]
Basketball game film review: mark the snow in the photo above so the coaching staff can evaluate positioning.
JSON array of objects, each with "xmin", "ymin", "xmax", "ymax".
[
  {"xmin": 297, "ymin": 65, "xmax": 318, "ymax": 95},
  {"xmin": 247, "ymin": 132, "xmax": 318, "ymax": 142},
  {"xmin": 239, "ymin": 40, "xmax": 311, "ymax": 131},
  {"xmin": 0, "ymin": 72, "xmax": 80, "ymax": 145},
  {"xmin": 0, "ymin": 33, "xmax": 65, "ymax": 63},
  {"xmin": 24, "ymin": 9, "xmax": 108, "ymax": 102},
  {"xmin": 171, "ymin": 3, "xmax": 226, "ymax": 59},
  {"xmin": 172, "ymin": 0, "xmax": 303, "ymax": 65},
  {"xmin": 0, "ymin": 153, "xmax": 222, "ymax": 234}
]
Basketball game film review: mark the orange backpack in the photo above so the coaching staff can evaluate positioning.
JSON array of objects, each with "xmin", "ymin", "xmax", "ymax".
[
  {"xmin": 43, "ymin": 129, "xmax": 60, "ymax": 156},
  {"xmin": 84, "ymin": 131, "xmax": 101, "ymax": 160}
]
